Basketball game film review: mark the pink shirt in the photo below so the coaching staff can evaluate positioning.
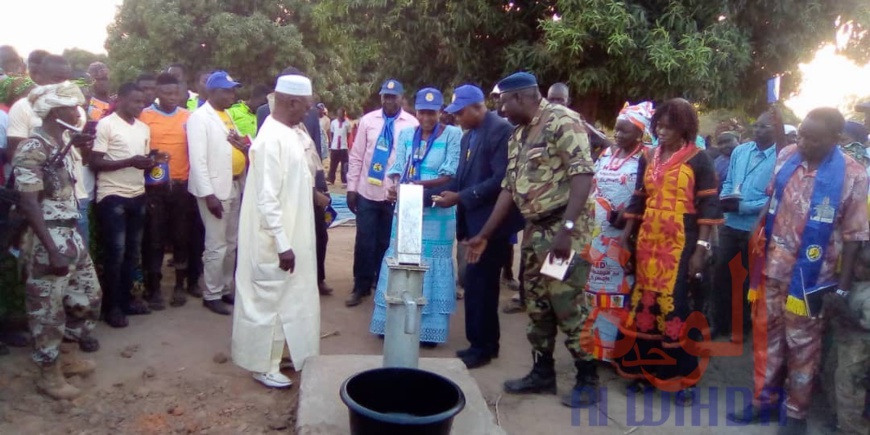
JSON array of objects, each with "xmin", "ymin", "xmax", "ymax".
[{"xmin": 347, "ymin": 109, "xmax": 419, "ymax": 202}]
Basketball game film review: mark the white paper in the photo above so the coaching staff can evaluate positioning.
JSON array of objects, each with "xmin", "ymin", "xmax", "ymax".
[{"xmin": 540, "ymin": 250, "xmax": 576, "ymax": 281}]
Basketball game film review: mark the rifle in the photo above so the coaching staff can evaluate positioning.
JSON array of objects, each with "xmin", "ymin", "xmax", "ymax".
[{"xmin": 0, "ymin": 126, "xmax": 86, "ymax": 251}]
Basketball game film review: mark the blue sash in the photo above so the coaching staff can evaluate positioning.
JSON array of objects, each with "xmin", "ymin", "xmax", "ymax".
[
  {"xmin": 367, "ymin": 111, "xmax": 399, "ymax": 186},
  {"xmin": 402, "ymin": 124, "xmax": 442, "ymax": 183},
  {"xmin": 764, "ymin": 148, "xmax": 845, "ymax": 316}
]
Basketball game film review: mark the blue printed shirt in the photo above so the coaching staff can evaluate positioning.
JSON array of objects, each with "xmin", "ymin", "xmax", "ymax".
[{"xmin": 720, "ymin": 141, "xmax": 777, "ymax": 231}]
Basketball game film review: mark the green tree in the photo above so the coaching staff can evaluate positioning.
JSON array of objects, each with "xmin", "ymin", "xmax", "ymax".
[
  {"xmin": 62, "ymin": 48, "xmax": 108, "ymax": 74},
  {"xmin": 313, "ymin": 0, "xmax": 870, "ymax": 121},
  {"xmin": 105, "ymin": 0, "xmax": 372, "ymax": 110}
]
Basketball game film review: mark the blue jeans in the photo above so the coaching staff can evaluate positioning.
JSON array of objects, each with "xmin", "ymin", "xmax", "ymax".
[
  {"xmin": 76, "ymin": 199, "xmax": 90, "ymax": 249},
  {"xmin": 97, "ymin": 195, "xmax": 146, "ymax": 313},
  {"xmin": 352, "ymin": 196, "xmax": 393, "ymax": 293}
]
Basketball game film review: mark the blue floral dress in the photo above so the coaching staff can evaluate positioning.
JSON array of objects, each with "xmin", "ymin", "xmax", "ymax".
[{"xmin": 369, "ymin": 125, "xmax": 462, "ymax": 343}]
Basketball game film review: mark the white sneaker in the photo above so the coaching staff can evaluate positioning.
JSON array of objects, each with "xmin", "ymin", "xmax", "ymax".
[{"xmin": 253, "ymin": 372, "xmax": 293, "ymax": 388}]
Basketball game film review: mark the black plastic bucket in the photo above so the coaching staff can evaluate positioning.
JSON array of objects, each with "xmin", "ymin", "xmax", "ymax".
[{"xmin": 340, "ymin": 367, "xmax": 466, "ymax": 435}]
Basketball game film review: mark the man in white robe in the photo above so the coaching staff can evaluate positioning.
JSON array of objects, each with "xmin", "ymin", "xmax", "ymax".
[{"xmin": 232, "ymin": 75, "xmax": 320, "ymax": 388}]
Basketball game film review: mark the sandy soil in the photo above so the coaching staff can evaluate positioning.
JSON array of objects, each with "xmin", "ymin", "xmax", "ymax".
[{"xmin": 0, "ymin": 221, "xmax": 836, "ymax": 434}]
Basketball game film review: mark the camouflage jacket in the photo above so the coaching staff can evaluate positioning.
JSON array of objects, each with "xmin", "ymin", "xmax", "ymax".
[
  {"xmin": 502, "ymin": 99, "xmax": 595, "ymax": 229},
  {"xmin": 13, "ymin": 128, "xmax": 80, "ymax": 221}
]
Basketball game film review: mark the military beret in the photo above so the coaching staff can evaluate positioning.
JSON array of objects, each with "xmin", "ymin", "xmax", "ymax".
[{"xmin": 496, "ymin": 72, "xmax": 538, "ymax": 93}]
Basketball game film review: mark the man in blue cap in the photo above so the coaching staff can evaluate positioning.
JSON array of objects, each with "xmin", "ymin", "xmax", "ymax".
[
  {"xmin": 345, "ymin": 79, "xmax": 418, "ymax": 307},
  {"xmin": 187, "ymin": 70, "xmax": 247, "ymax": 315},
  {"xmin": 433, "ymin": 84, "xmax": 520, "ymax": 368},
  {"xmin": 464, "ymin": 72, "xmax": 599, "ymax": 407}
]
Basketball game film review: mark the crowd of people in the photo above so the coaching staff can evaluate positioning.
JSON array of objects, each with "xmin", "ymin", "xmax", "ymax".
[{"xmin": 1, "ymin": 44, "xmax": 870, "ymax": 435}]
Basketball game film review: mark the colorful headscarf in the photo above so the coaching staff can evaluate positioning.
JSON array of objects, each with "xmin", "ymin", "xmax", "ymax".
[
  {"xmin": 28, "ymin": 81, "xmax": 85, "ymax": 119},
  {"xmin": 0, "ymin": 75, "xmax": 35, "ymax": 106},
  {"xmin": 616, "ymin": 101, "xmax": 654, "ymax": 144}
]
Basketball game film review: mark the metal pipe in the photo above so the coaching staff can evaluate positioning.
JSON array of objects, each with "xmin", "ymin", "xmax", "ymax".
[{"xmin": 402, "ymin": 292, "xmax": 417, "ymax": 334}]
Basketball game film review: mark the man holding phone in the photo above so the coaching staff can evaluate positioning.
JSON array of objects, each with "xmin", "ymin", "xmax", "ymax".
[
  {"xmin": 714, "ymin": 108, "xmax": 782, "ymax": 339},
  {"xmin": 187, "ymin": 71, "xmax": 245, "ymax": 316},
  {"xmin": 139, "ymin": 73, "xmax": 194, "ymax": 310},
  {"xmin": 89, "ymin": 83, "xmax": 153, "ymax": 328}
]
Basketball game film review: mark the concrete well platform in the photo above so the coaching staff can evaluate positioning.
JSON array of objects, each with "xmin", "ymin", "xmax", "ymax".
[{"xmin": 296, "ymin": 355, "xmax": 507, "ymax": 435}]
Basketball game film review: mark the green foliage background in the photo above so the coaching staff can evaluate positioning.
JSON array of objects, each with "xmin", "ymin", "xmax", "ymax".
[{"xmin": 94, "ymin": 0, "xmax": 869, "ymax": 121}]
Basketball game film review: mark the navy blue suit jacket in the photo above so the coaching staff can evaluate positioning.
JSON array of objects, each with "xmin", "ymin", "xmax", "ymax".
[{"xmin": 430, "ymin": 111, "xmax": 523, "ymax": 241}]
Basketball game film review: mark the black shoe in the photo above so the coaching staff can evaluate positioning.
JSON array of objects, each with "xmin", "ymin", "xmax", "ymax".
[
  {"xmin": 79, "ymin": 336, "xmax": 100, "ymax": 353},
  {"xmin": 106, "ymin": 308, "xmax": 129, "ymax": 328},
  {"xmin": 560, "ymin": 360, "xmax": 600, "ymax": 408},
  {"xmin": 170, "ymin": 286, "xmax": 187, "ymax": 307},
  {"xmin": 203, "ymin": 299, "xmax": 231, "ymax": 315},
  {"xmin": 221, "ymin": 294, "xmax": 235, "ymax": 305},
  {"xmin": 187, "ymin": 282, "xmax": 203, "ymax": 298},
  {"xmin": 727, "ymin": 404, "xmax": 782, "ymax": 424},
  {"xmin": 318, "ymin": 282, "xmax": 334, "ymax": 296},
  {"xmin": 420, "ymin": 342, "xmax": 438, "ymax": 349},
  {"xmin": 125, "ymin": 299, "xmax": 152, "ymax": 315},
  {"xmin": 461, "ymin": 352, "xmax": 492, "ymax": 369},
  {"xmin": 456, "ymin": 347, "xmax": 499, "ymax": 359},
  {"xmin": 504, "ymin": 352, "xmax": 557, "ymax": 395},
  {"xmin": 345, "ymin": 291, "xmax": 366, "ymax": 307},
  {"xmin": 147, "ymin": 292, "xmax": 166, "ymax": 311},
  {"xmin": 777, "ymin": 417, "xmax": 807, "ymax": 435}
]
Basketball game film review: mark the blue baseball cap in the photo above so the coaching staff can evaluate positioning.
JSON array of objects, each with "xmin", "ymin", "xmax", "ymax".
[
  {"xmin": 414, "ymin": 88, "xmax": 443, "ymax": 111},
  {"xmin": 379, "ymin": 79, "xmax": 404, "ymax": 96},
  {"xmin": 496, "ymin": 72, "xmax": 538, "ymax": 93},
  {"xmin": 206, "ymin": 70, "xmax": 241, "ymax": 90},
  {"xmin": 445, "ymin": 85, "xmax": 484, "ymax": 114}
]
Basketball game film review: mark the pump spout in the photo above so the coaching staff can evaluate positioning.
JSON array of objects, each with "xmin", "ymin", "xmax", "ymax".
[{"xmin": 402, "ymin": 292, "xmax": 417, "ymax": 334}]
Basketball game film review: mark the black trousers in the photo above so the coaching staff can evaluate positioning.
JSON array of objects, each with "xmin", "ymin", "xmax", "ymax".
[
  {"xmin": 352, "ymin": 196, "xmax": 394, "ymax": 293},
  {"xmin": 328, "ymin": 149, "xmax": 348, "ymax": 184},
  {"xmin": 465, "ymin": 237, "xmax": 510, "ymax": 355},
  {"xmin": 314, "ymin": 204, "xmax": 328, "ymax": 283},
  {"xmin": 142, "ymin": 181, "xmax": 201, "ymax": 295},
  {"xmin": 714, "ymin": 226, "xmax": 751, "ymax": 336}
]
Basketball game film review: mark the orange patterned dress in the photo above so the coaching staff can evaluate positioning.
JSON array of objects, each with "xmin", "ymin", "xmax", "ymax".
[{"xmin": 614, "ymin": 145, "xmax": 723, "ymax": 383}]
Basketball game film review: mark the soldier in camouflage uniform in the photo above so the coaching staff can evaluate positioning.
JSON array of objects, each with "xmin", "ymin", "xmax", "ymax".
[
  {"xmin": 824, "ymin": 242, "xmax": 870, "ymax": 435},
  {"xmin": 13, "ymin": 82, "xmax": 101, "ymax": 400},
  {"xmin": 465, "ymin": 72, "xmax": 598, "ymax": 408}
]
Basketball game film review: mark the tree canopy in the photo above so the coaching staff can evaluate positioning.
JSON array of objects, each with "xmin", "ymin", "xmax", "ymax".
[
  {"xmin": 62, "ymin": 48, "xmax": 108, "ymax": 75},
  {"xmin": 106, "ymin": 0, "xmax": 870, "ymax": 122}
]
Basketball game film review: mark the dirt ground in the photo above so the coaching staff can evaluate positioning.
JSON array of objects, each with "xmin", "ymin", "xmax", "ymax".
[{"xmin": 0, "ymin": 221, "xmax": 838, "ymax": 434}]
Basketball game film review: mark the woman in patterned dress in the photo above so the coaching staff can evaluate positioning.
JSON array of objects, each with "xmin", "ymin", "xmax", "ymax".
[
  {"xmin": 581, "ymin": 102, "xmax": 651, "ymax": 361},
  {"xmin": 369, "ymin": 88, "xmax": 461, "ymax": 346},
  {"xmin": 613, "ymin": 99, "xmax": 723, "ymax": 406}
]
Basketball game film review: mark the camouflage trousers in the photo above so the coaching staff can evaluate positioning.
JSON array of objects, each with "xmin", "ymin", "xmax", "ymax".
[
  {"xmin": 521, "ymin": 219, "xmax": 592, "ymax": 361},
  {"xmin": 829, "ymin": 337, "xmax": 870, "ymax": 435},
  {"xmin": 24, "ymin": 226, "xmax": 101, "ymax": 366}
]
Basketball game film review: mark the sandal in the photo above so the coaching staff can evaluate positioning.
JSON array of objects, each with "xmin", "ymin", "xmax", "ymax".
[{"xmin": 79, "ymin": 336, "xmax": 100, "ymax": 353}]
